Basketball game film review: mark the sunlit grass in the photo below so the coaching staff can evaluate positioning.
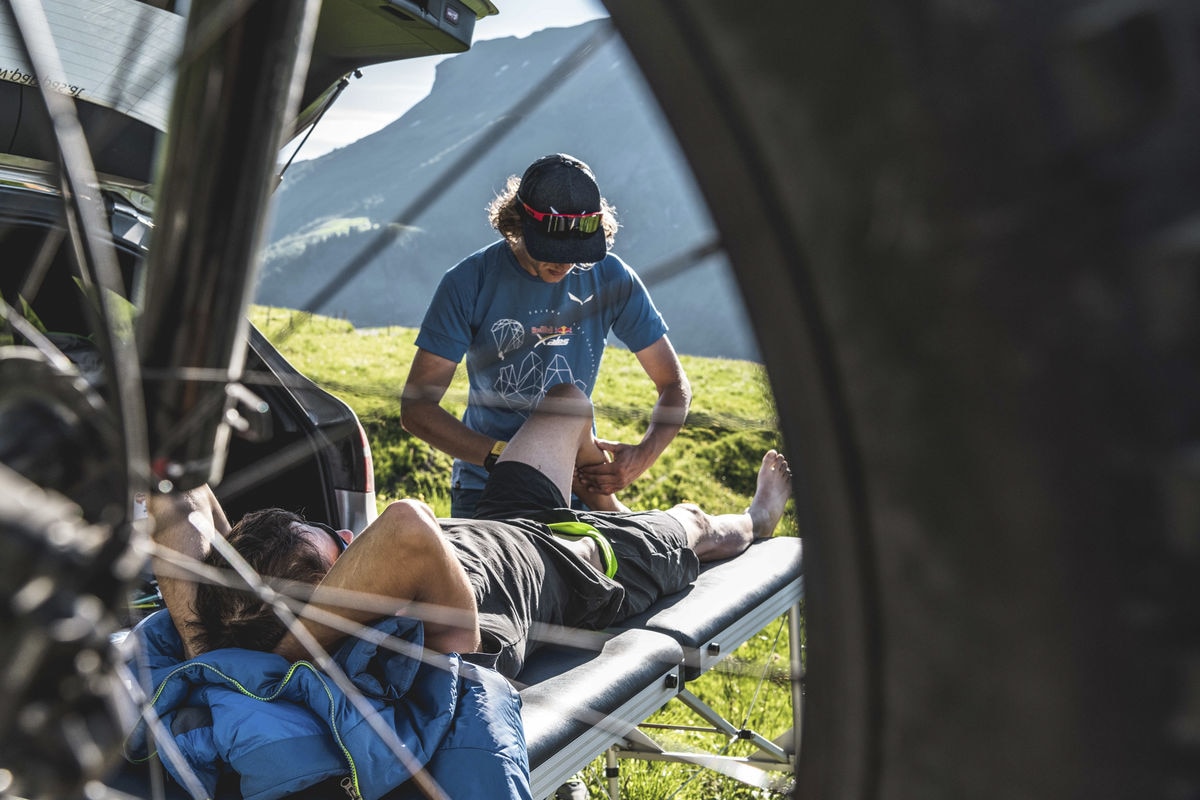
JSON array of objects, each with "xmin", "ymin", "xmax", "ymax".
[{"xmin": 578, "ymin": 611, "xmax": 801, "ymax": 799}]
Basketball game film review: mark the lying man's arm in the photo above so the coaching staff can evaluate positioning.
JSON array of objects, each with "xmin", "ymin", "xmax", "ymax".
[
  {"xmin": 148, "ymin": 484, "xmax": 230, "ymax": 660},
  {"xmin": 273, "ymin": 498, "xmax": 481, "ymax": 662},
  {"xmin": 152, "ymin": 485, "xmax": 479, "ymax": 664}
]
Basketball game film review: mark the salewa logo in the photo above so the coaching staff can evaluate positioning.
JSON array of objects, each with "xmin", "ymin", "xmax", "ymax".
[{"xmin": 568, "ymin": 292, "xmax": 594, "ymax": 306}]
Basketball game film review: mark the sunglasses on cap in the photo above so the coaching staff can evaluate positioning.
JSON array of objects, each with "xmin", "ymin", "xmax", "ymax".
[
  {"xmin": 308, "ymin": 520, "xmax": 350, "ymax": 553},
  {"xmin": 519, "ymin": 199, "xmax": 603, "ymax": 235}
]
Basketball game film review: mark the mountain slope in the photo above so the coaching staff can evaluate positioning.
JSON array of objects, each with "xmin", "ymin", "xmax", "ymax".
[{"xmin": 259, "ymin": 20, "xmax": 759, "ymax": 361}]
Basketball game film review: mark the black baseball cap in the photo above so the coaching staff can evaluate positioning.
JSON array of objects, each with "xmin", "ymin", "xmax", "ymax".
[{"xmin": 517, "ymin": 153, "xmax": 607, "ymax": 264}]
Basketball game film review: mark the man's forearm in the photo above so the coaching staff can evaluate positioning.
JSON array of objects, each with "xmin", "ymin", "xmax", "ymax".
[
  {"xmin": 148, "ymin": 485, "xmax": 228, "ymax": 658},
  {"xmin": 640, "ymin": 381, "xmax": 691, "ymax": 457},
  {"xmin": 401, "ymin": 399, "xmax": 497, "ymax": 466},
  {"xmin": 277, "ymin": 499, "xmax": 481, "ymax": 661}
]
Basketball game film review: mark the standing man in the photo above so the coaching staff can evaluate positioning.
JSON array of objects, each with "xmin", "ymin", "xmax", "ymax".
[{"xmin": 402, "ymin": 153, "xmax": 691, "ymax": 517}]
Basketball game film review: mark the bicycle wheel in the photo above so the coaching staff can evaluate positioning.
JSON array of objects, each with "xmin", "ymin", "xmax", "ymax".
[
  {"xmin": 606, "ymin": 1, "xmax": 1200, "ymax": 798},
  {"xmin": 0, "ymin": 0, "xmax": 323, "ymax": 796},
  {"xmin": 1, "ymin": 4, "xmax": 658, "ymax": 799},
  {"xmin": 20, "ymin": 2, "xmax": 1197, "ymax": 799},
  {"xmin": 0, "ymin": 0, "xmax": 153, "ymax": 792}
]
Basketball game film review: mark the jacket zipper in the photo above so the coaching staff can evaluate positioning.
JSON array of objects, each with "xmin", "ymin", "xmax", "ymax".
[
  {"xmin": 147, "ymin": 660, "xmax": 364, "ymax": 799},
  {"xmin": 340, "ymin": 776, "xmax": 362, "ymax": 799}
]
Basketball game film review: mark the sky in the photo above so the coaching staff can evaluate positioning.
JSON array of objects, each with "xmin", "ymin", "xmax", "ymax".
[{"xmin": 296, "ymin": 0, "xmax": 609, "ymax": 160}]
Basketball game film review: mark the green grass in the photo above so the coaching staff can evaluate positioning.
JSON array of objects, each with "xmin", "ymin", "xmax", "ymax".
[{"xmin": 250, "ymin": 305, "xmax": 802, "ymax": 798}]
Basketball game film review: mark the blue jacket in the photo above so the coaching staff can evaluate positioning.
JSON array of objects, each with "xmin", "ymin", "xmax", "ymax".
[{"xmin": 125, "ymin": 610, "xmax": 530, "ymax": 800}]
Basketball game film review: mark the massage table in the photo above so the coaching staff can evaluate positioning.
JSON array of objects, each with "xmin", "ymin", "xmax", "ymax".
[{"xmin": 517, "ymin": 535, "xmax": 804, "ymax": 799}]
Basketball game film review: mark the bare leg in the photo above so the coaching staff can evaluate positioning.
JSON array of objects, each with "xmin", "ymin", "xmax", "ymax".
[
  {"xmin": 666, "ymin": 450, "xmax": 792, "ymax": 562},
  {"xmin": 572, "ymin": 468, "xmax": 629, "ymax": 513},
  {"xmin": 499, "ymin": 383, "xmax": 625, "ymax": 510}
]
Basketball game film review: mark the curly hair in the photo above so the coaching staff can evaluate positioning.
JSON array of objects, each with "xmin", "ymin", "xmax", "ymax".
[
  {"xmin": 486, "ymin": 174, "xmax": 620, "ymax": 254},
  {"xmin": 187, "ymin": 508, "xmax": 329, "ymax": 654}
]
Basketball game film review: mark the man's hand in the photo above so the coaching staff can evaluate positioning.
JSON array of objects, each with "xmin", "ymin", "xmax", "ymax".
[
  {"xmin": 572, "ymin": 335, "xmax": 691, "ymax": 497},
  {"xmin": 574, "ymin": 438, "xmax": 655, "ymax": 496}
]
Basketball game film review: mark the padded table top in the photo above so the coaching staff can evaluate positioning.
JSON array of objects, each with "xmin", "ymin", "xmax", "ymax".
[
  {"xmin": 615, "ymin": 536, "xmax": 803, "ymax": 677},
  {"xmin": 517, "ymin": 628, "xmax": 683, "ymax": 797},
  {"xmin": 517, "ymin": 535, "xmax": 803, "ymax": 792}
]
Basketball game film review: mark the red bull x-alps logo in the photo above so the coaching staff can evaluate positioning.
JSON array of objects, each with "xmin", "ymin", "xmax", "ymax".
[{"xmin": 531, "ymin": 324, "xmax": 574, "ymax": 347}]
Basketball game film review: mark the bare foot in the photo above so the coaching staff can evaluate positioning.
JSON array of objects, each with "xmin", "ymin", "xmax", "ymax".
[{"xmin": 748, "ymin": 450, "xmax": 791, "ymax": 539}]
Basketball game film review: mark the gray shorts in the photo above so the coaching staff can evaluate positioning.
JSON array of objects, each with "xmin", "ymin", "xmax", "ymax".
[{"xmin": 477, "ymin": 462, "xmax": 700, "ymax": 620}]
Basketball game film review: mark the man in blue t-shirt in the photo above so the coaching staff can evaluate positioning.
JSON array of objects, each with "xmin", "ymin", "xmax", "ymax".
[{"xmin": 402, "ymin": 153, "xmax": 691, "ymax": 517}]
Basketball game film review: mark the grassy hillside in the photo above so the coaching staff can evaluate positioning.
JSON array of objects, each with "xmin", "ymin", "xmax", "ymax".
[
  {"xmin": 250, "ymin": 306, "xmax": 800, "ymax": 798},
  {"xmin": 251, "ymin": 305, "xmax": 795, "ymax": 533}
]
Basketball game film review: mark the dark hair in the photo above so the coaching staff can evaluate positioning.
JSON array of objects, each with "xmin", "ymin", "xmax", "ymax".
[
  {"xmin": 486, "ymin": 174, "xmax": 619, "ymax": 250},
  {"xmin": 187, "ymin": 508, "xmax": 329, "ymax": 654}
]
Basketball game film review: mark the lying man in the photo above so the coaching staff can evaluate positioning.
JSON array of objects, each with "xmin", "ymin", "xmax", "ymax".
[
  {"xmin": 156, "ymin": 383, "xmax": 792, "ymax": 676},
  {"xmin": 136, "ymin": 382, "xmax": 792, "ymax": 798}
]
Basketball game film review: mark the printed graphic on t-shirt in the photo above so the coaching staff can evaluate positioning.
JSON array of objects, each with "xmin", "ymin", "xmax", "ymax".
[
  {"xmin": 494, "ymin": 350, "xmax": 587, "ymax": 413},
  {"xmin": 532, "ymin": 324, "xmax": 574, "ymax": 347},
  {"xmin": 491, "ymin": 318, "xmax": 525, "ymax": 360},
  {"xmin": 491, "ymin": 316, "xmax": 591, "ymax": 414}
]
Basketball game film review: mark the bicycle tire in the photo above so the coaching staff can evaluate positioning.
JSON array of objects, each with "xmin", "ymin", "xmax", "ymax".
[
  {"xmin": 0, "ymin": 0, "xmax": 320, "ymax": 796},
  {"xmin": 606, "ymin": 1, "xmax": 1200, "ymax": 798}
]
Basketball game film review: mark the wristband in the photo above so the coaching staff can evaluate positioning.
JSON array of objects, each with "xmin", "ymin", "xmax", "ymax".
[{"xmin": 484, "ymin": 440, "xmax": 507, "ymax": 472}]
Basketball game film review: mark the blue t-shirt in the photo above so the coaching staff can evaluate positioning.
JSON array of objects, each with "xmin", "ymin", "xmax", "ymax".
[{"xmin": 415, "ymin": 240, "xmax": 668, "ymax": 492}]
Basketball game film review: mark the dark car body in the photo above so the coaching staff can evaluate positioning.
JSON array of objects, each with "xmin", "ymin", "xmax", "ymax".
[
  {"xmin": 0, "ymin": 161, "xmax": 375, "ymax": 534},
  {"xmin": 0, "ymin": 0, "xmax": 496, "ymax": 531}
]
